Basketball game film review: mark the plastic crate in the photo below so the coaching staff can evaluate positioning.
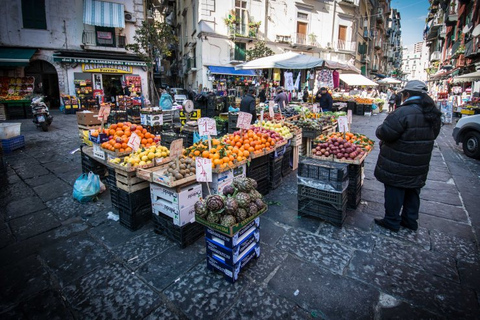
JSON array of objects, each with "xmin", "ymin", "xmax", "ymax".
[
  {"xmin": 247, "ymin": 163, "xmax": 270, "ymax": 182},
  {"xmin": 249, "ymin": 155, "xmax": 269, "ymax": 169},
  {"xmin": 347, "ymin": 184, "xmax": 362, "ymax": 209},
  {"xmin": 153, "ymin": 213, "xmax": 205, "ymax": 248},
  {"xmin": 298, "ymin": 184, "xmax": 347, "ymax": 207},
  {"xmin": 119, "ymin": 206, "xmax": 151, "ymax": 231},
  {"xmin": 117, "ymin": 188, "xmax": 152, "ymax": 231},
  {"xmin": 298, "ymin": 157, "xmax": 348, "ymax": 182},
  {"xmin": 0, "ymin": 123, "xmax": 21, "ymax": 140},
  {"xmin": 1, "ymin": 135, "xmax": 25, "ymax": 153},
  {"xmin": 256, "ymin": 178, "xmax": 271, "ymax": 196},
  {"xmin": 270, "ymin": 145, "xmax": 286, "ymax": 159},
  {"xmin": 298, "ymin": 197, "xmax": 346, "ymax": 227},
  {"xmin": 302, "ymin": 128, "xmax": 321, "ymax": 139},
  {"xmin": 364, "ymin": 105, "xmax": 372, "ymax": 113},
  {"xmin": 355, "ymin": 104, "xmax": 365, "ymax": 116},
  {"xmin": 270, "ymin": 176, "xmax": 282, "ymax": 190}
]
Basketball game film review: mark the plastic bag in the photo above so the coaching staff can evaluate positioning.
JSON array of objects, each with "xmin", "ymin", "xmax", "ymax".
[{"xmin": 73, "ymin": 172, "xmax": 101, "ymax": 203}]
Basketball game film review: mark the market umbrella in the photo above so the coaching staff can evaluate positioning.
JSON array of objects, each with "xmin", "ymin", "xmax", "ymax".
[
  {"xmin": 339, "ymin": 74, "xmax": 378, "ymax": 86},
  {"xmin": 235, "ymin": 52, "xmax": 324, "ymax": 70},
  {"xmin": 377, "ymin": 77, "xmax": 401, "ymax": 84},
  {"xmin": 453, "ymin": 70, "xmax": 480, "ymax": 83}
]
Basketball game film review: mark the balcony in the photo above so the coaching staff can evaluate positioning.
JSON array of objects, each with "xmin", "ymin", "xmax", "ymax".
[
  {"xmin": 374, "ymin": 41, "xmax": 382, "ymax": 50},
  {"xmin": 334, "ymin": 40, "xmax": 356, "ymax": 52},
  {"xmin": 447, "ymin": 7, "xmax": 458, "ymax": 23},
  {"xmin": 430, "ymin": 51, "xmax": 441, "ymax": 61},
  {"xmin": 82, "ymin": 30, "xmax": 126, "ymax": 52},
  {"xmin": 228, "ymin": 25, "xmax": 261, "ymax": 41},
  {"xmin": 439, "ymin": 26, "xmax": 446, "ymax": 38},
  {"xmin": 370, "ymin": 65, "xmax": 379, "ymax": 72},
  {"xmin": 276, "ymin": 34, "xmax": 292, "ymax": 44},
  {"xmin": 339, "ymin": 0, "xmax": 359, "ymax": 6},
  {"xmin": 376, "ymin": 8, "xmax": 384, "ymax": 23}
]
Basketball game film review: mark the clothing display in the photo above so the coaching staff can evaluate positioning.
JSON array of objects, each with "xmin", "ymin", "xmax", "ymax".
[
  {"xmin": 332, "ymin": 70, "xmax": 340, "ymax": 88},
  {"xmin": 284, "ymin": 72, "xmax": 294, "ymax": 91},
  {"xmin": 316, "ymin": 69, "xmax": 334, "ymax": 89}
]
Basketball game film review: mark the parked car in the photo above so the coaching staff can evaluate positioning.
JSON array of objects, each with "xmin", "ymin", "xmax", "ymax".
[
  {"xmin": 170, "ymin": 88, "xmax": 187, "ymax": 105},
  {"xmin": 452, "ymin": 114, "xmax": 480, "ymax": 159}
]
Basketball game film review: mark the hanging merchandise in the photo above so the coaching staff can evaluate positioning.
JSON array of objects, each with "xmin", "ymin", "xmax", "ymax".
[
  {"xmin": 316, "ymin": 69, "xmax": 334, "ymax": 89},
  {"xmin": 284, "ymin": 71, "xmax": 294, "ymax": 91},
  {"xmin": 294, "ymin": 72, "xmax": 301, "ymax": 91},
  {"xmin": 273, "ymin": 68, "xmax": 281, "ymax": 82},
  {"xmin": 333, "ymin": 70, "xmax": 340, "ymax": 88}
]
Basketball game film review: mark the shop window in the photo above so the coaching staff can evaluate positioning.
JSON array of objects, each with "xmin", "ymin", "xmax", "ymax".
[
  {"xmin": 95, "ymin": 26, "xmax": 115, "ymax": 47},
  {"xmin": 22, "ymin": 0, "xmax": 47, "ymax": 29},
  {"xmin": 234, "ymin": 42, "xmax": 246, "ymax": 61}
]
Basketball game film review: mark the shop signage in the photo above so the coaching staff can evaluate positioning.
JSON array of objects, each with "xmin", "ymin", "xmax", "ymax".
[
  {"xmin": 53, "ymin": 56, "xmax": 147, "ymax": 67},
  {"xmin": 337, "ymin": 116, "xmax": 349, "ymax": 133},
  {"xmin": 82, "ymin": 64, "xmax": 132, "ymax": 74},
  {"xmin": 170, "ymin": 139, "xmax": 184, "ymax": 158},
  {"xmin": 196, "ymin": 157, "xmax": 212, "ymax": 183}
]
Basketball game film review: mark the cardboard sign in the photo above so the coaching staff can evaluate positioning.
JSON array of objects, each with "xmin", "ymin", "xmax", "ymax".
[
  {"xmin": 347, "ymin": 109, "xmax": 353, "ymax": 124},
  {"xmin": 98, "ymin": 105, "xmax": 111, "ymax": 121},
  {"xmin": 92, "ymin": 144, "xmax": 106, "ymax": 160},
  {"xmin": 268, "ymin": 101, "xmax": 275, "ymax": 118},
  {"xmin": 127, "ymin": 132, "xmax": 141, "ymax": 151},
  {"xmin": 337, "ymin": 116, "xmax": 349, "ymax": 133},
  {"xmin": 237, "ymin": 112, "xmax": 253, "ymax": 129},
  {"xmin": 170, "ymin": 139, "xmax": 184, "ymax": 158},
  {"xmin": 198, "ymin": 117, "xmax": 217, "ymax": 136},
  {"xmin": 196, "ymin": 157, "xmax": 212, "ymax": 182},
  {"xmin": 312, "ymin": 104, "xmax": 319, "ymax": 114}
]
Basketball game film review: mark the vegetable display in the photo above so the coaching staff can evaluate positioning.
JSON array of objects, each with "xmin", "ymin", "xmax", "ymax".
[{"xmin": 313, "ymin": 137, "xmax": 366, "ymax": 161}]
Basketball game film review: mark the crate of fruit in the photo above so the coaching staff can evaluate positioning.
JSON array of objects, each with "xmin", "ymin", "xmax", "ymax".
[{"xmin": 151, "ymin": 158, "xmax": 197, "ymax": 188}]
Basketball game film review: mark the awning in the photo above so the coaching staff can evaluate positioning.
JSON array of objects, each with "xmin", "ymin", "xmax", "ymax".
[
  {"xmin": 83, "ymin": 0, "xmax": 125, "ymax": 28},
  {"xmin": 0, "ymin": 48, "xmax": 36, "ymax": 67},
  {"xmin": 235, "ymin": 52, "xmax": 324, "ymax": 70},
  {"xmin": 208, "ymin": 66, "xmax": 256, "ymax": 76},
  {"xmin": 377, "ymin": 77, "xmax": 401, "ymax": 84},
  {"xmin": 453, "ymin": 71, "xmax": 480, "ymax": 83},
  {"xmin": 339, "ymin": 74, "xmax": 378, "ymax": 86}
]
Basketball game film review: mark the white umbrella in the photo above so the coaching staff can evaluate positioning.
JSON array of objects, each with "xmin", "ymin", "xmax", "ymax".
[{"xmin": 377, "ymin": 77, "xmax": 402, "ymax": 84}]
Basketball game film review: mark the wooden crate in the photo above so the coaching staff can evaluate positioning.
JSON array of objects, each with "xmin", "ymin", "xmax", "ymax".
[
  {"xmin": 115, "ymin": 169, "xmax": 150, "ymax": 192},
  {"xmin": 292, "ymin": 133, "xmax": 302, "ymax": 147},
  {"xmin": 292, "ymin": 145, "xmax": 300, "ymax": 171}
]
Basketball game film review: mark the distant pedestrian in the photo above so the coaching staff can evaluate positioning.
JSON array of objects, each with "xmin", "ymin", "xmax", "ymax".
[
  {"xmin": 258, "ymin": 85, "xmax": 267, "ymax": 103},
  {"xmin": 240, "ymin": 88, "xmax": 256, "ymax": 124},
  {"xmin": 374, "ymin": 80, "xmax": 442, "ymax": 232},
  {"xmin": 274, "ymin": 87, "xmax": 288, "ymax": 112},
  {"xmin": 302, "ymin": 87, "xmax": 309, "ymax": 103},
  {"xmin": 388, "ymin": 92, "xmax": 396, "ymax": 112},
  {"xmin": 315, "ymin": 87, "xmax": 333, "ymax": 112},
  {"xmin": 394, "ymin": 90, "xmax": 402, "ymax": 109}
]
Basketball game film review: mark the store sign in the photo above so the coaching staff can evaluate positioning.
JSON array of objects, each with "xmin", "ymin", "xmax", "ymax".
[
  {"xmin": 53, "ymin": 57, "xmax": 147, "ymax": 67},
  {"xmin": 82, "ymin": 64, "xmax": 132, "ymax": 74}
]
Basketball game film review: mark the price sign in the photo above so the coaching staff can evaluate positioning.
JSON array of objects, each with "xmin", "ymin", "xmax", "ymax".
[
  {"xmin": 237, "ymin": 112, "xmax": 253, "ymax": 129},
  {"xmin": 92, "ymin": 144, "xmax": 106, "ymax": 160},
  {"xmin": 312, "ymin": 104, "xmax": 319, "ymax": 114},
  {"xmin": 98, "ymin": 105, "xmax": 111, "ymax": 121},
  {"xmin": 198, "ymin": 117, "xmax": 217, "ymax": 136},
  {"xmin": 260, "ymin": 109, "xmax": 264, "ymax": 123},
  {"xmin": 337, "ymin": 116, "xmax": 349, "ymax": 133},
  {"xmin": 268, "ymin": 101, "xmax": 275, "ymax": 118},
  {"xmin": 196, "ymin": 157, "xmax": 212, "ymax": 182},
  {"xmin": 347, "ymin": 109, "xmax": 353, "ymax": 124},
  {"xmin": 127, "ymin": 132, "xmax": 141, "ymax": 151},
  {"xmin": 169, "ymin": 139, "xmax": 184, "ymax": 158}
]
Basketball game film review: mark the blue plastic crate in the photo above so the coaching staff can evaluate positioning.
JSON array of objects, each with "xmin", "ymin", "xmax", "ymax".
[{"xmin": 1, "ymin": 135, "xmax": 25, "ymax": 153}]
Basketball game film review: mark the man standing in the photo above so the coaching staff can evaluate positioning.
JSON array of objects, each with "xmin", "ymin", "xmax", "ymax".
[
  {"xmin": 274, "ymin": 87, "xmax": 288, "ymax": 112},
  {"xmin": 302, "ymin": 87, "xmax": 309, "ymax": 103},
  {"xmin": 374, "ymin": 80, "xmax": 442, "ymax": 232},
  {"xmin": 240, "ymin": 88, "xmax": 257, "ymax": 124},
  {"xmin": 258, "ymin": 85, "xmax": 267, "ymax": 103},
  {"xmin": 315, "ymin": 87, "xmax": 333, "ymax": 112}
]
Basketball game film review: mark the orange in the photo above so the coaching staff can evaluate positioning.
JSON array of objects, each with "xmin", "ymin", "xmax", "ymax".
[
  {"xmin": 243, "ymin": 150, "xmax": 249, "ymax": 157},
  {"xmin": 114, "ymin": 143, "xmax": 122, "ymax": 149},
  {"xmin": 202, "ymin": 150, "xmax": 210, "ymax": 158}
]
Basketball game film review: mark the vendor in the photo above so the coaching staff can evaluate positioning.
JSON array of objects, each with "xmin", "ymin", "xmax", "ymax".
[
  {"xmin": 302, "ymin": 87, "xmax": 309, "ymax": 103},
  {"xmin": 315, "ymin": 87, "xmax": 333, "ymax": 112},
  {"xmin": 274, "ymin": 87, "xmax": 288, "ymax": 111},
  {"xmin": 240, "ymin": 88, "xmax": 257, "ymax": 124}
]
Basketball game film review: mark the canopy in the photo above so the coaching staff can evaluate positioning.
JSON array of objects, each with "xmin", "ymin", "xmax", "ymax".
[
  {"xmin": 208, "ymin": 66, "xmax": 256, "ymax": 76},
  {"xmin": 377, "ymin": 77, "xmax": 401, "ymax": 84},
  {"xmin": 0, "ymin": 48, "xmax": 36, "ymax": 67},
  {"xmin": 83, "ymin": 0, "xmax": 125, "ymax": 28},
  {"xmin": 453, "ymin": 71, "xmax": 480, "ymax": 83},
  {"xmin": 235, "ymin": 52, "xmax": 323, "ymax": 70},
  {"xmin": 339, "ymin": 74, "xmax": 378, "ymax": 86}
]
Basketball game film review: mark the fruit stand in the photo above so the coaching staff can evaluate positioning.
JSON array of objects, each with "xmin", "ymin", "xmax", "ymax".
[{"xmin": 0, "ymin": 76, "xmax": 35, "ymax": 120}]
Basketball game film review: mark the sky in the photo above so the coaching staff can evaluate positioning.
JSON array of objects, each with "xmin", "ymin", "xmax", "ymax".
[{"xmin": 391, "ymin": 0, "xmax": 430, "ymax": 48}]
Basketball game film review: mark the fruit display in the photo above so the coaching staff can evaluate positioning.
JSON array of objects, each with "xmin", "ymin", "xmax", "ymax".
[
  {"xmin": 312, "ymin": 137, "xmax": 366, "ymax": 161},
  {"xmin": 282, "ymin": 122, "xmax": 301, "ymax": 135},
  {"xmin": 254, "ymin": 121, "xmax": 293, "ymax": 139},
  {"xmin": 315, "ymin": 132, "xmax": 374, "ymax": 152},
  {"xmin": 109, "ymin": 145, "xmax": 170, "ymax": 168},
  {"xmin": 354, "ymin": 97, "xmax": 374, "ymax": 105},
  {"xmin": 183, "ymin": 139, "xmax": 244, "ymax": 170},
  {"xmin": 332, "ymin": 94, "xmax": 355, "ymax": 102},
  {"xmin": 261, "ymin": 113, "xmax": 284, "ymax": 121},
  {"xmin": 296, "ymin": 118, "xmax": 332, "ymax": 131},
  {"xmin": 223, "ymin": 127, "xmax": 285, "ymax": 157},
  {"xmin": 194, "ymin": 177, "xmax": 267, "ymax": 227},
  {"xmin": 97, "ymin": 122, "xmax": 160, "ymax": 153},
  {"xmin": 163, "ymin": 157, "xmax": 196, "ymax": 182}
]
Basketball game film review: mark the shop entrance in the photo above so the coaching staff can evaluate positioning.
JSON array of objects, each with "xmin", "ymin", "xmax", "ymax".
[
  {"xmin": 102, "ymin": 74, "xmax": 123, "ymax": 102},
  {"xmin": 25, "ymin": 60, "xmax": 60, "ymax": 109}
]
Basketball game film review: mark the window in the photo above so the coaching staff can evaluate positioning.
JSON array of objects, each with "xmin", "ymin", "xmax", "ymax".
[
  {"xmin": 297, "ymin": 12, "xmax": 308, "ymax": 20},
  {"xmin": 22, "ymin": 0, "xmax": 47, "ymax": 29},
  {"xmin": 95, "ymin": 26, "xmax": 115, "ymax": 47},
  {"xmin": 234, "ymin": 42, "xmax": 246, "ymax": 61},
  {"xmin": 235, "ymin": 0, "xmax": 248, "ymax": 35}
]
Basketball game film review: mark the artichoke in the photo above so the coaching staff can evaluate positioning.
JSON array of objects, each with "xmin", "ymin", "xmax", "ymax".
[
  {"xmin": 207, "ymin": 212, "xmax": 220, "ymax": 224},
  {"xmin": 221, "ymin": 215, "xmax": 237, "ymax": 227},
  {"xmin": 235, "ymin": 192, "xmax": 251, "ymax": 208},
  {"xmin": 206, "ymin": 195, "xmax": 224, "ymax": 212},
  {"xmin": 236, "ymin": 208, "xmax": 248, "ymax": 222},
  {"xmin": 225, "ymin": 197, "xmax": 239, "ymax": 216},
  {"xmin": 194, "ymin": 199, "xmax": 208, "ymax": 218},
  {"xmin": 223, "ymin": 184, "xmax": 235, "ymax": 196}
]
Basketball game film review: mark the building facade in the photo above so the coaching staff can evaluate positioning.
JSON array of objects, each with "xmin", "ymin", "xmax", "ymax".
[{"xmin": 401, "ymin": 41, "xmax": 429, "ymax": 82}]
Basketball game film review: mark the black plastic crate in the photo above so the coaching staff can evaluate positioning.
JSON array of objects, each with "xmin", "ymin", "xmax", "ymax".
[
  {"xmin": 282, "ymin": 165, "xmax": 292, "ymax": 177},
  {"xmin": 348, "ymin": 163, "xmax": 363, "ymax": 178},
  {"xmin": 347, "ymin": 184, "xmax": 362, "ymax": 209},
  {"xmin": 364, "ymin": 105, "xmax": 372, "ymax": 113},
  {"xmin": 256, "ymin": 178, "xmax": 271, "ymax": 196},
  {"xmin": 119, "ymin": 205, "xmax": 151, "ymax": 231},
  {"xmin": 249, "ymin": 155, "xmax": 269, "ymax": 169},
  {"xmin": 298, "ymin": 184, "xmax": 347, "ymax": 207},
  {"xmin": 270, "ymin": 176, "xmax": 282, "ymax": 190},
  {"xmin": 298, "ymin": 197, "xmax": 346, "ymax": 227},
  {"xmin": 347, "ymin": 101, "xmax": 356, "ymax": 111},
  {"xmin": 302, "ymin": 128, "xmax": 321, "ymax": 139},
  {"xmin": 355, "ymin": 104, "xmax": 365, "ymax": 115},
  {"xmin": 110, "ymin": 186, "xmax": 119, "ymax": 210},
  {"xmin": 247, "ymin": 163, "xmax": 270, "ymax": 182},
  {"xmin": 153, "ymin": 213, "xmax": 205, "ymax": 248},
  {"xmin": 298, "ymin": 157, "xmax": 348, "ymax": 182},
  {"xmin": 269, "ymin": 155, "xmax": 283, "ymax": 170}
]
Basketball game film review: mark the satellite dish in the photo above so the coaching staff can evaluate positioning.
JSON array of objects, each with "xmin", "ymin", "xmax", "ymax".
[{"xmin": 183, "ymin": 100, "xmax": 194, "ymax": 113}]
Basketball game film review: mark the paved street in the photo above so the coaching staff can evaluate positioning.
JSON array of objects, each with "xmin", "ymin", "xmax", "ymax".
[{"xmin": 1, "ymin": 111, "xmax": 480, "ymax": 319}]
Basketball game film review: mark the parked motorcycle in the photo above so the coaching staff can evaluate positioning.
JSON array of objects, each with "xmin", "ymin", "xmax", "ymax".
[{"xmin": 31, "ymin": 96, "xmax": 53, "ymax": 131}]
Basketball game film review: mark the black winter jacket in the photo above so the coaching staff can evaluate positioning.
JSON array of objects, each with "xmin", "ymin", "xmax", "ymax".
[
  {"xmin": 374, "ymin": 97, "xmax": 441, "ymax": 188},
  {"xmin": 240, "ymin": 94, "xmax": 256, "ymax": 124}
]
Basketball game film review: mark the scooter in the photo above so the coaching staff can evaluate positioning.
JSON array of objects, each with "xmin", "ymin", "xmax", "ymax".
[{"xmin": 31, "ymin": 96, "xmax": 53, "ymax": 131}]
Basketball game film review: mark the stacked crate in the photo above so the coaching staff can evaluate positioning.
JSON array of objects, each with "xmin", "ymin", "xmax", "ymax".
[
  {"xmin": 80, "ymin": 148, "xmax": 107, "ymax": 179},
  {"xmin": 269, "ymin": 148, "xmax": 284, "ymax": 190},
  {"xmin": 282, "ymin": 145, "xmax": 293, "ymax": 177},
  {"xmin": 347, "ymin": 163, "xmax": 364, "ymax": 209},
  {"xmin": 297, "ymin": 158, "xmax": 349, "ymax": 227},
  {"xmin": 228, "ymin": 113, "xmax": 239, "ymax": 133},
  {"xmin": 247, "ymin": 155, "xmax": 270, "ymax": 195},
  {"xmin": 116, "ymin": 187, "xmax": 152, "ymax": 231}
]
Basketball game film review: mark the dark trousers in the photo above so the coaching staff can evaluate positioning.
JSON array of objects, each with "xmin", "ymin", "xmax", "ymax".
[{"xmin": 383, "ymin": 184, "xmax": 421, "ymax": 229}]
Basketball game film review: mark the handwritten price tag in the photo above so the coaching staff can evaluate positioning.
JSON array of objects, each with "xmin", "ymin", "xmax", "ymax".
[
  {"xmin": 198, "ymin": 117, "xmax": 217, "ymax": 136},
  {"xmin": 98, "ymin": 105, "xmax": 111, "ymax": 121},
  {"xmin": 237, "ymin": 112, "xmax": 253, "ymax": 129},
  {"xmin": 312, "ymin": 104, "xmax": 318, "ymax": 114},
  {"xmin": 169, "ymin": 139, "xmax": 184, "ymax": 158},
  {"xmin": 127, "ymin": 132, "xmax": 141, "ymax": 151},
  {"xmin": 337, "ymin": 116, "xmax": 349, "ymax": 133},
  {"xmin": 196, "ymin": 157, "xmax": 212, "ymax": 182},
  {"xmin": 268, "ymin": 101, "xmax": 275, "ymax": 118}
]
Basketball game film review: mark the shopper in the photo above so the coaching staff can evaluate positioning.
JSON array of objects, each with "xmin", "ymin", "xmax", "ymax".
[
  {"xmin": 388, "ymin": 92, "xmax": 396, "ymax": 112},
  {"xmin": 258, "ymin": 85, "xmax": 267, "ymax": 103},
  {"xmin": 302, "ymin": 87, "xmax": 309, "ymax": 103},
  {"xmin": 315, "ymin": 87, "xmax": 333, "ymax": 112},
  {"xmin": 394, "ymin": 90, "xmax": 402, "ymax": 109},
  {"xmin": 274, "ymin": 87, "xmax": 288, "ymax": 112},
  {"xmin": 159, "ymin": 89, "xmax": 173, "ymax": 110},
  {"xmin": 374, "ymin": 80, "xmax": 442, "ymax": 232},
  {"xmin": 240, "ymin": 88, "xmax": 257, "ymax": 124}
]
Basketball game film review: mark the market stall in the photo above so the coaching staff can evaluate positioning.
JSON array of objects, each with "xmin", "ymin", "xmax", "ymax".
[{"xmin": 0, "ymin": 76, "xmax": 35, "ymax": 120}]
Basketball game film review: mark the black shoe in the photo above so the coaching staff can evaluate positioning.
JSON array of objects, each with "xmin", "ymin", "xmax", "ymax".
[
  {"xmin": 400, "ymin": 220, "xmax": 418, "ymax": 231},
  {"xmin": 374, "ymin": 219, "xmax": 399, "ymax": 232}
]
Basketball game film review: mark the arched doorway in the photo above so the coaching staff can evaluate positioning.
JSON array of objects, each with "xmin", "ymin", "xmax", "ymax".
[{"xmin": 25, "ymin": 60, "xmax": 60, "ymax": 109}]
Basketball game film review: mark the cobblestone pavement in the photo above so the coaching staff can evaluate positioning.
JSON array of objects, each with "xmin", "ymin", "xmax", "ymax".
[{"xmin": 1, "ymin": 111, "xmax": 479, "ymax": 319}]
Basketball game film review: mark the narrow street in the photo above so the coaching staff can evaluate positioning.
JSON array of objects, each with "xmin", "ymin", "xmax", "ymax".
[{"xmin": 1, "ymin": 111, "xmax": 479, "ymax": 319}]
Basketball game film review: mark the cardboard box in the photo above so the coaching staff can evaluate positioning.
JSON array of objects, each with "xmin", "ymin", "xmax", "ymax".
[
  {"xmin": 152, "ymin": 202, "xmax": 196, "ymax": 227},
  {"xmin": 233, "ymin": 164, "xmax": 247, "ymax": 178},
  {"xmin": 206, "ymin": 230, "xmax": 259, "ymax": 265},
  {"xmin": 77, "ymin": 111, "xmax": 102, "ymax": 125},
  {"xmin": 150, "ymin": 183, "xmax": 202, "ymax": 210},
  {"xmin": 205, "ymin": 219, "xmax": 260, "ymax": 247},
  {"xmin": 206, "ymin": 244, "xmax": 260, "ymax": 283}
]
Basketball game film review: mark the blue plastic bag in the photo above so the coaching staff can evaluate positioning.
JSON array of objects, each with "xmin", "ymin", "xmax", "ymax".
[
  {"xmin": 73, "ymin": 172, "xmax": 101, "ymax": 203},
  {"xmin": 193, "ymin": 132, "xmax": 208, "ymax": 143}
]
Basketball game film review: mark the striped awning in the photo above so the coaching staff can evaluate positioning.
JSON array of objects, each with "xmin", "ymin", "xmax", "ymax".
[{"xmin": 83, "ymin": 0, "xmax": 125, "ymax": 28}]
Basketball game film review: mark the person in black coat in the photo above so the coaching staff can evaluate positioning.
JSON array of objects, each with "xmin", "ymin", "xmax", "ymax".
[
  {"xmin": 374, "ymin": 80, "xmax": 442, "ymax": 232},
  {"xmin": 394, "ymin": 90, "xmax": 402, "ymax": 109},
  {"xmin": 302, "ymin": 87, "xmax": 309, "ymax": 103},
  {"xmin": 315, "ymin": 87, "xmax": 333, "ymax": 111},
  {"xmin": 240, "ymin": 88, "xmax": 256, "ymax": 124},
  {"xmin": 258, "ymin": 85, "xmax": 266, "ymax": 103}
]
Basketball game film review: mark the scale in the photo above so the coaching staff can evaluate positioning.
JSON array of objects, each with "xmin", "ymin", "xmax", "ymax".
[{"xmin": 183, "ymin": 99, "xmax": 194, "ymax": 122}]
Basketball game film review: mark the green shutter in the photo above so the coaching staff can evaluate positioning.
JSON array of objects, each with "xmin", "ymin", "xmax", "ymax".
[
  {"xmin": 361, "ymin": 66, "xmax": 366, "ymax": 75},
  {"xmin": 235, "ymin": 43, "xmax": 246, "ymax": 61},
  {"xmin": 22, "ymin": 0, "xmax": 47, "ymax": 29}
]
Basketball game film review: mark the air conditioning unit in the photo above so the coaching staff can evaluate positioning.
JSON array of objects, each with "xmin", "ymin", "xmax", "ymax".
[{"xmin": 125, "ymin": 12, "xmax": 136, "ymax": 23}]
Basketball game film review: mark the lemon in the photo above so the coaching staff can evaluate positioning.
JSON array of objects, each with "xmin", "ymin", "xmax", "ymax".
[
  {"xmin": 161, "ymin": 152, "xmax": 167, "ymax": 158},
  {"xmin": 146, "ymin": 160, "xmax": 152, "ymax": 164},
  {"xmin": 139, "ymin": 161, "xmax": 146, "ymax": 166},
  {"xmin": 147, "ymin": 152, "xmax": 155, "ymax": 160},
  {"xmin": 141, "ymin": 155, "xmax": 148, "ymax": 161}
]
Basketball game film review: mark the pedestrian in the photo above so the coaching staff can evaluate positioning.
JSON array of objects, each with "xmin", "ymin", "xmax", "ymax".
[
  {"xmin": 394, "ymin": 90, "xmax": 402, "ymax": 109},
  {"xmin": 258, "ymin": 85, "xmax": 267, "ymax": 103},
  {"xmin": 315, "ymin": 87, "xmax": 333, "ymax": 112},
  {"xmin": 274, "ymin": 87, "xmax": 288, "ymax": 112},
  {"xmin": 388, "ymin": 92, "xmax": 396, "ymax": 112},
  {"xmin": 240, "ymin": 88, "xmax": 256, "ymax": 124},
  {"xmin": 374, "ymin": 80, "xmax": 442, "ymax": 232},
  {"xmin": 159, "ymin": 89, "xmax": 173, "ymax": 110},
  {"xmin": 302, "ymin": 87, "xmax": 309, "ymax": 103}
]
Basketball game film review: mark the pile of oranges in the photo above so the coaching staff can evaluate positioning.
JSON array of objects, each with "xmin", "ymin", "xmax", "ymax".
[
  {"xmin": 223, "ymin": 128, "xmax": 280, "ymax": 156},
  {"xmin": 99, "ymin": 122, "xmax": 160, "ymax": 153},
  {"xmin": 184, "ymin": 139, "xmax": 243, "ymax": 169}
]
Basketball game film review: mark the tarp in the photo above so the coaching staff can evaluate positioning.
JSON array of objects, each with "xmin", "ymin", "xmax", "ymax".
[
  {"xmin": 377, "ymin": 77, "xmax": 402, "ymax": 84},
  {"xmin": 0, "ymin": 48, "xmax": 36, "ymax": 67},
  {"xmin": 453, "ymin": 71, "xmax": 480, "ymax": 83},
  {"xmin": 235, "ymin": 52, "xmax": 323, "ymax": 70},
  {"xmin": 83, "ymin": 0, "xmax": 125, "ymax": 28},
  {"xmin": 208, "ymin": 66, "xmax": 256, "ymax": 76},
  {"xmin": 339, "ymin": 74, "xmax": 378, "ymax": 86}
]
